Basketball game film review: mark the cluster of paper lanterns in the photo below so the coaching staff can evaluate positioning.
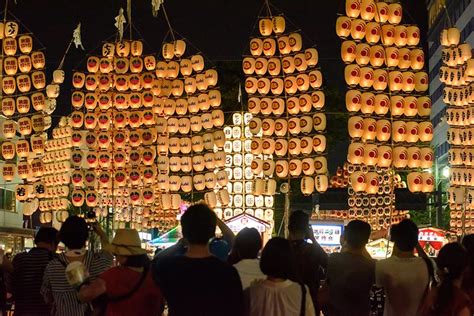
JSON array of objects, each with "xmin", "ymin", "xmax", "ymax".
[
  {"xmin": 441, "ymin": 27, "xmax": 474, "ymax": 234},
  {"xmin": 324, "ymin": 164, "xmax": 409, "ymax": 230},
  {"xmin": 244, "ymin": 15, "xmax": 328, "ymax": 195},
  {"xmin": 212, "ymin": 112, "xmax": 274, "ymax": 225},
  {"xmin": 337, "ymin": 0, "xmax": 433, "ymax": 228},
  {"xmin": 69, "ymin": 38, "xmax": 228, "ymax": 229},
  {"xmin": 0, "ymin": 20, "xmax": 64, "ymax": 221}
]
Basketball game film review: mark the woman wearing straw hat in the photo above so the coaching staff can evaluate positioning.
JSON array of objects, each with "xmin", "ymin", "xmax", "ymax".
[{"xmin": 79, "ymin": 229, "xmax": 163, "ymax": 316}]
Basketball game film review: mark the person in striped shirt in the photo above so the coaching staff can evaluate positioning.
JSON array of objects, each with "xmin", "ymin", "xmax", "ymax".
[
  {"xmin": 10, "ymin": 227, "xmax": 59, "ymax": 316},
  {"xmin": 41, "ymin": 216, "xmax": 113, "ymax": 316}
]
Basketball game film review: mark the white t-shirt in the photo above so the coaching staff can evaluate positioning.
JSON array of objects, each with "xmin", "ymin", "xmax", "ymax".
[
  {"xmin": 233, "ymin": 259, "xmax": 265, "ymax": 289},
  {"xmin": 245, "ymin": 279, "xmax": 315, "ymax": 316},
  {"xmin": 376, "ymin": 256, "xmax": 429, "ymax": 316}
]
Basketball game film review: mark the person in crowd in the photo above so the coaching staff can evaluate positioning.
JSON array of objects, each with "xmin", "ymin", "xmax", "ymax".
[
  {"xmin": 41, "ymin": 216, "xmax": 112, "ymax": 316},
  {"xmin": 287, "ymin": 210, "xmax": 327, "ymax": 314},
  {"xmin": 0, "ymin": 248, "xmax": 13, "ymax": 316},
  {"xmin": 79, "ymin": 229, "xmax": 163, "ymax": 316},
  {"xmin": 419, "ymin": 242, "xmax": 472, "ymax": 316},
  {"xmin": 376, "ymin": 219, "xmax": 429, "ymax": 316},
  {"xmin": 326, "ymin": 220, "xmax": 375, "ymax": 316},
  {"xmin": 153, "ymin": 203, "xmax": 243, "ymax": 316},
  {"xmin": 244, "ymin": 237, "xmax": 315, "ymax": 316},
  {"xmin": 9, "ymin": 227, "xmax": 58, "ymax": 316},
  {"xmin": 462, "ymin": 234, "xmax": 474, "ymax": 302},
  {"xmin": 228, "ymin": 227, "xmax": 265, "ymax": 289}
]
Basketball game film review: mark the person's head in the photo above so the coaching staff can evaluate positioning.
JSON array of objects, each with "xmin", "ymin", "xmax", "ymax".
[
  {"xmin": 344, "ymin": 220, "xmax": 371, "ymax": 249},
  {"xmin": 390, "ymin": 219, "xmax": 419, "ymax": 252},
  {"xmin": 111, "ymin": 229, "xmax": 149, "ymax": 267},
  {"xmin": 232, "ymin": 228, "xmax": 262, "ymax": 261},
  {"xmin": 433, "ymin": 243, "xmax": 469, "ymax": 313},
  {"xmin": 60, "ymin": 216, "xmax": 89, "ymax": 250},
  {"xmin": 180, "ymin": 203, "xmax": 217, "ymax": 245},
  {"xmin": 260, "ymin": 237, "xmax": 295, "ymax": 280},
  {"xmin": 437, "ymin": 242, "xmax": 469, "ymax": 281},
  {"xmin": 288, "ymin": 210, "xmax": 309, "ymax": 238},
  {"xmin": 34, "ymin": 226, "xmax": 59, "ymax": 252}
]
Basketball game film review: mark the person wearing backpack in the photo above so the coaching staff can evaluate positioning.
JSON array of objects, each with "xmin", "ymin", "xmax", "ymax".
[
  {"xmin": 41, "ymin": 216, "xmax": 113, "ymax": 316},
  {"xmin": 79, "ymin": 229, "xmax": 163, "ymax": 316},
  {"xmin": 244, "ymin": 237, "xmax": 315, "ymax": 316},
  {"xmin": 287, "ymin": 211, "xmax": 327, "ymax": 315}
]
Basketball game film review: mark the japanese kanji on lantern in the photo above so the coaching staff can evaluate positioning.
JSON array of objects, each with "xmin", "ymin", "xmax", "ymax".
[
  {"xmin": 440, "ymin": 27, "xmax": 474, "ymax": 235},
  {"xmin": 214, "ymin": 112, "xmax": 274, "ymax": 231},
  {"xmin": 336, "ymin": 0, "xmax": 433, "ymax": 231},
  {"xmin": 0, "ymin": 18, "xmax": 63, "ymax": 222},
  {"xmin": 244, "ymin": 13, "xmax": 328, "ymax": 196}
]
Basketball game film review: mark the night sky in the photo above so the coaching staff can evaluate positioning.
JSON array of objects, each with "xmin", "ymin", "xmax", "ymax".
[{"xmin": 0, "ymin": 0, "xmax": 428, "ymax": 172}]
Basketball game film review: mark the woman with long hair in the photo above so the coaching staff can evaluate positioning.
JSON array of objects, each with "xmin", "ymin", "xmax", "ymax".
[
  {"xmin": 420, "ymin": 242, "xmax": 472, "ymax": 316},
  {"xmin": 244, "ymin": 237, "xmax": 315, "ymax": 316}
]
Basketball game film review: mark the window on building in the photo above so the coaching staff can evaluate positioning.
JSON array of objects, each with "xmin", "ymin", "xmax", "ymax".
[{"xmin": 0, "ymin": 188, "xmax": 16, "ymax": 212}]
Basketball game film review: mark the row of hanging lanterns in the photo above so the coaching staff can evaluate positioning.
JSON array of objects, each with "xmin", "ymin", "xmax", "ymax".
[
  {"xmin": 245, "ymin": 14, "xmax": 328, "ymax": 194},
  {"xmin": 337, "ymin": 0, "xmax": 433, "ymax": 230},
  {"xmin": 214, "ymin": 113, "xmax": 275, "ymax": 224},
  {"xmin": 442, "ymin": 27, "xmax": 474, "ymax": 234}
]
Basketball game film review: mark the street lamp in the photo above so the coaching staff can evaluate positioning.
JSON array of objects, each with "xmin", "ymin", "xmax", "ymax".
[{"xmin": 442, "ymin": 166, "xmax": 450, "ymax": 178}]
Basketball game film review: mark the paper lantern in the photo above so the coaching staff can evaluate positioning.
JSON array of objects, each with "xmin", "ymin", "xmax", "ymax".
[
  {"xmin": 274, "ymin": 119, "xmax": 288, "ymax": 137},
  {"xmin": 389, "ymin": 71, "xmax": 403, "ymax": 91},
  {"xmin": 2, "ymin": 76, "xmax": 16, "ymax": 95},
  {"xmin": 359, "ymin": 67, "xmax": 374, "ymax": 88},
  {"xmin": 348, "ymin": 142, "xmax": 364, "ymax": 164},
  {"xmin": 257, "ymin": 77, "xmax": 271, "ymax": 95},
  {"xmin": 282, "ymin": 56, "xmax": 295, "ymax": 74},
  {"xmin": 420, "ymin": 147, "xmax": 434, "ymax": 169},
  {"xmin": 402, "ymin": 71, "xmax": 415, "ymax": 92},
  {"xmin": 407, "ymin": 147, "xmax": 421, "ymax": 168},
  {"xmin": 296, "ymin": 74, "xmax": 310, "ymax": 92},
  {"xmin": 415, "ymin": 72, "xmax": 428, "ymax": 92},
  {"xmin": 350, "ymin": 19, "xmax": 366, "ymax": 40},
  {"xmin": 360, "ymin": 92, "xmax": 375, "ymax": 114},
  {"xmin": 288, "ymin": 159, "xmax": 302, "ymax": 177},
  {"xmin": 375, "ymin": 119, "xmax": 391, "ymax": 142},
  {"xmin": 288, "ymin": 138, "xmax": 301, "ymax": 156},
  {"xmin": 346, "ymin": 0, "xmax": 361, "ymax": 18},
  {"xmin": 262, "ymin": 38, "xmax": 277, "ymax": 57},
  {"xmin": 369, "ymin": 45, "xmax": 385, "ymax": 67},
  {"xmin": 3, "ymin": 37, "xmax": 16, "ymax": 56},
  {"xmin": 377, "ymin": 146, "xmax": 392, "ymax": 168},
  {"xmin": 418, "ymin": 122, "xmax": 433, "ymax": 142},
  {"xmin": 355, "ymin": 43, "xmax": 370, "ymax": 65},
  {"xmin": 372, "ymin": 69, "xmax": 388, "ymax": 91},
  {"xmin": 350, "ymin": 172, "xmax": 367, "ymax": 192},
  {"xmin": 374, "ymin": 94, "xmax": 389, "ymax": 115},
  {"xmin": 346, "ymin": 90, "xmax": 361, "ymax": 112},
  {"xmin": 259, "ymin": 18, "xmax": 273, "ymax": 36},
  {"xmin": 191, "ymin": 55, "xmax": 205, "ymax": 73},
  {"xmin": 381, "ymin": 25, "xmax": 395, "ymax": 46},
  {"xmin": 405, "ymin": 122, "xmax": 419, "ymax": 143},
  {"xmin": 245, "ymin": 77, "xmax": 258, "ymax": 95},
  {"xmin": 289, "ymin": 33, "xmax": 303, "ymax": 52},
  {"xmin": 421, "ymin": 173, "xmax": 434, "ymax": 193},
  {"xmin": 407, "ymin": 172, "xmax": 422, "ymax": 193},
  {"xmin": 341, "ymin": 41, "xmax": 356, "ymax": 63},
  {"xmin": 18, "ymin": 55, "xmax": 32, "ymax": 73},
  {"xmin": 1, "ymin": 120, "xmax": 15, "ymax": 139},
  {"xmin": 312, "ymin": 135, "xmax": 326, "ymax": 153},
  {"xmin": 365, "ymin": 22, "xmax": 381, "ymax": 44},
  {"xmin": 345, "ymin": 64, "xmax": 361, "ymax": 86},
  {"xmin": 299, "ymin": 94, "xmax": 312, "ymax": 113},
  {"xmin": 393, "ymin": 147, "xmax": 408, "ymax": 168},
  {"xmin": 394, "ymin": 25, "xmax": 408, "ymax": 47},
  {"xmin": 388, "ymin": 3, "xmax": 402, "ymax": 25},
  {"xmin": 362, "ymin": 118, "xmax": 376, "ymax": 141},
  {"xmin": 243, "ymin": 57, "xmax": 256, "ymax": 75},
  {"xmin": 284, "ymin": 76, "xmax": 298, "ymax": 94},
  {"xmin": 17, "ymin": 117, "xmax": 32, "ymax": 136},
  {"xmin": 447, "ymin": 27, "xmax": 461, "ymax": 46}
]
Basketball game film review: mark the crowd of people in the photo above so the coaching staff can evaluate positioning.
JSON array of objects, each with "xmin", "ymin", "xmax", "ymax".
[{"xmin": 0, "ymin": 203, "xmax": 472, "ymax": 316}]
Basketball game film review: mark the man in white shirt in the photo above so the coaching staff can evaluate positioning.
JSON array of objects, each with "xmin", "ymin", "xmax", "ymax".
[{"xmin": 375, "ymin": 219, "xmax": 429, "ymax": 316}]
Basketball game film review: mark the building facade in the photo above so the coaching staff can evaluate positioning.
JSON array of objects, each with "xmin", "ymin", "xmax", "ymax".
[{"xmin": 428, "ymin": 0, "xmax": 473, "ymax": 176}]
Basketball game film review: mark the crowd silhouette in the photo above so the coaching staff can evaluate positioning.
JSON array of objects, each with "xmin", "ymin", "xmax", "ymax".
[{"xmin": 0, "ymin": 203, "xmax": 472, "ymax": 316}]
